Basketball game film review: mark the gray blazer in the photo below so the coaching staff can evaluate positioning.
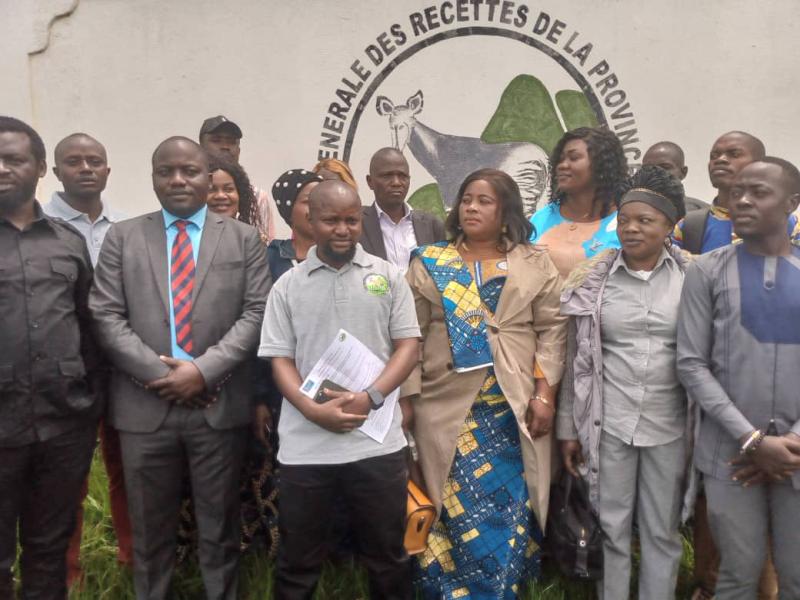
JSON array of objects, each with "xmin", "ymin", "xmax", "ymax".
[
  {"xmin": 89, "ymin": 210, "xmax": 271, "ymax": 433},
  {"xmin": 359, "ymin": 203, "xmax": 446, "ymax": 261}
]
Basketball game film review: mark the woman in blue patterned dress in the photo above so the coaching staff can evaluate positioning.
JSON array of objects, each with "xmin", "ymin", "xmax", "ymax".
[{"xmin": 402, "ymin": 169, "xmax": 567, "ymax": 599}]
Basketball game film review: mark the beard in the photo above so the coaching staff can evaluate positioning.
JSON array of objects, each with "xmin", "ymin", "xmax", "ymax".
[
  {"xmin": 0, "ymin": 178, "xmax": 37, "ymax": 213},
  {"xmin": 320, "ymin": 241, "xmax": 356, "ymax": 265}
]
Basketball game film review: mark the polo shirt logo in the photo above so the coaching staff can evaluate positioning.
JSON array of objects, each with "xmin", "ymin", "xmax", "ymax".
[{"xmin": 363, "ymin": 273, "xmax": 390, "ymax": 296}]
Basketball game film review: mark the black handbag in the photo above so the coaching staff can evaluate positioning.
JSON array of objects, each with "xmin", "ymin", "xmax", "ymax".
[{"xmin": 545, "ymin": 470, "xmax": 605, "ymax": 580}]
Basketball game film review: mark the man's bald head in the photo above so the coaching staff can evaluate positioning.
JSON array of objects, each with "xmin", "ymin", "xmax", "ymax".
[
  {"xmin": 152, "ymin": 136, "xmax": 208, "ymax": 168},
  {"xmin": 369, "ymin": 147, "xmax": 407, "ymax": 175},
  {"xmin": 308, "ymin": 180, "xmax": 363, "ymax": 267},
  {"xmin": 367, "ymin": 147, "xmax": 411, "ymax": 212},
  {"xmin": 309, "ymin": 179, "xmax": 361, "ymax": 215},
  {"xmin": 642, "ymin": 141, "xmax": 687, "ymax": 181}
]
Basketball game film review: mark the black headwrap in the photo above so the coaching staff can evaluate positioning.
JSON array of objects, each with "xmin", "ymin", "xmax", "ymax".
[
  {"xmin": 618, "ymin": 188, "xmax": 683, "ymax": 225},
  {"xmin": 272, "ymin": 169, "xmax": 323, "ymax": 226}
]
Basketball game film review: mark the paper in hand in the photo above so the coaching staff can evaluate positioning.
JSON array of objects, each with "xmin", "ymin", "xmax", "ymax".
[{"xmin": 299, "ymin": 329, "xmax": 399, "ymax": 443}]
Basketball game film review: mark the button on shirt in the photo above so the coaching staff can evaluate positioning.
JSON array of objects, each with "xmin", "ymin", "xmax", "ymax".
[
  {"xmin": 600, "ymin": 249, "xmax": 687, "ymax": 446},
  {"xmin": 0, "ymin": 203, "xmax": 95, "ymax": 446},
  {"xmin": 258, "ymin": 243, "xmax": 421, "ymax": 465},
  {"xmin": 43, "ymin": 192, "xmax": 126, "ymax": 266},
  {"xmin": 163, "ymin": 206, "xmax": 206, "ymax": 361},
  {"xmin": 376, "ymin": 202, "xmax": 418, "ymax": 272}
]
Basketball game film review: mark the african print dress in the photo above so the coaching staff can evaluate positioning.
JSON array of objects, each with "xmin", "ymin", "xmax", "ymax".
[{"xmin": 415, "ymin": 244, "xmax": 543, "ymax": 600}]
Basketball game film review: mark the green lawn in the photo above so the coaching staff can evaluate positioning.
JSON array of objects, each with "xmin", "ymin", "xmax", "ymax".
[{"xmin": 33, "ymin": 451, "xmax": 695, "ymax": 599}]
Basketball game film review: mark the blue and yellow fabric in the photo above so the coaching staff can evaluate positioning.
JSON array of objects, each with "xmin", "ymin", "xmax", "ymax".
[
  {"xmin": 414, "ymin": 242, "xmax": 494, "ymax": 372},
  {"xmin": 415, "ymin": 243, "xmax": 542, "ymax": 599}
]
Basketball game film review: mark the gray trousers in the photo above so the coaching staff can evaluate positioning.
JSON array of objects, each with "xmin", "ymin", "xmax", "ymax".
[
  {"xmin": 119, "ymin": 405, "xmax": 247, "ymax": 600},
  {"xmin": 596, "ymin": 432, "xmax": 685, "ymax": 600},
  {"xmin": 705, "ymin": 475, "xmax": 800, "ymax": 600}
]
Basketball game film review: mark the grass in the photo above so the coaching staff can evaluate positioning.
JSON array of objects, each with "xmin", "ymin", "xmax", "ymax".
[{"xmin": 18, "ymin": 450, "xmax": 697, "ymax": 599}]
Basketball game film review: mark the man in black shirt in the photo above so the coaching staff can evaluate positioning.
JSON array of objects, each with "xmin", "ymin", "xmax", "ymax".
[{"xmin": 0, "ymin": 116, "xmax": 99, "ymax": 599}]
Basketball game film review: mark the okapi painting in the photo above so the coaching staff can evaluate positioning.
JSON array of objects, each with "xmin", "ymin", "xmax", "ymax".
[{"xmin": 376, "ymin": 90, "xmax": 551, "ymax": 216}]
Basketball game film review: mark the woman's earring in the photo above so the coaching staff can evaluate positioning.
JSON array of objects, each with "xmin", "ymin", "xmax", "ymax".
[{"xmin": 502, "ymin": 224, "xmax": 508, "ymax": 234}]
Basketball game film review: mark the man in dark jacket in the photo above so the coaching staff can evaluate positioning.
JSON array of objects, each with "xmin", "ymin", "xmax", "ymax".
[
  {"xmin": 360, "ymin": 147, "xmax": 445, "ymax": 271},
  {"xmin": 0, "ymin": 116, "xmax": 100, "ymax": 599}
]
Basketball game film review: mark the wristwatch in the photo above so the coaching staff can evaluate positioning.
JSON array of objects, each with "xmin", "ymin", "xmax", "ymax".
[{"xmin": 365, "ymin": 385, "xmax": 385, "ymax": 410}]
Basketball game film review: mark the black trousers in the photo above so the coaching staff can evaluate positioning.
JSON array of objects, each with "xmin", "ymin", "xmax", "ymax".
[
  {"xmin": 0, "ymin": 423, "xmax": 96, "ymax": 600},
  {"xmin": 276, "ymin": 449, "xmax": 411, "ymax": 600}
]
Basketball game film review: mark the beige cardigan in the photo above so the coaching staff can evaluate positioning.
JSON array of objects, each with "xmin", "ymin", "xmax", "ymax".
[{"xmin": 402, "ymin": 242, "xmax": 567, "ymax": 525}]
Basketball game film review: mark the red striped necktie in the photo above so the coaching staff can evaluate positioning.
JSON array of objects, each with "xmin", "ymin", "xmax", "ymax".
[{"xmin": 171, "ymin": 220, "xmax": 195, "ymax": 356}]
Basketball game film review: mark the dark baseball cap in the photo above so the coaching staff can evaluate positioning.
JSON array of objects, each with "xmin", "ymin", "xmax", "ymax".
[{"xmin": 199, "ymin": 115, "xmax": 243, "ymax": 138}]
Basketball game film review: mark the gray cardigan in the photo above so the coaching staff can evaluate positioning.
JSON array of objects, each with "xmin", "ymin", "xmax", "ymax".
[{"xmin": 557, "ymin": 247, "xmax": 699, "ymax": 521}]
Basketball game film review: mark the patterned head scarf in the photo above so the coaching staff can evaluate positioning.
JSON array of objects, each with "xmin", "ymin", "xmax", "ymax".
[{"xmin": 272, "ymin": 169, "xmax": 323, "ymax": 226}]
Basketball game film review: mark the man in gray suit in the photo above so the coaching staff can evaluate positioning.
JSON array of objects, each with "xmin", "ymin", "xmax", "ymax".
[
  {"xmin": 360, "ymin": 147, "xmax": 445, "ymax": 271},
  {"xmin": 90, "ymin": 137, "xmax": 270, "ymax": 600}
]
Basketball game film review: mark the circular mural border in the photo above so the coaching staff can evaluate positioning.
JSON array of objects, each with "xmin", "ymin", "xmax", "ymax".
[{"xmin": 341, "ymin": 25, "xmax": 608, "ymax": 161}]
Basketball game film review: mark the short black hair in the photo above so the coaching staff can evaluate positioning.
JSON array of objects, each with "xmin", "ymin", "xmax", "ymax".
[
  {"xmin": 644, "ymin": 141, "xmax": 685, "ymax": 166},
  {"xmin": 369, "ymin": 147, "xmax": 407, "ymax": 174},
  {"xmin": 0, "ymin": 116, "xmax": 46, "ymax": 163},
  {"xmin": 54, "ymin": 132, "xmax": 106, "ymax": 163},
  {"xmin": 718, "ymin": 130, "xmax": 766, "ymax": 160},
  {"xmin": 208, "ymin": 154, "xmax": 259, "ymax": 228},
  {"xmin": 151, "ymin": 136, "xmax": 207, "ymax": 166},
  {"xmin": 760, "ymin": 156, "xmax": 800, "ymax": 195},
  {"xmin": 548, "ymin": 126, "xmax": 629, "ymax": 217},
  {"xmin": 445, "ymin": 168, "xmax": 534, "ymax": 249},
  {"xmin": 629, "ymin": 164, "xmax": 686, "ymax": 222}
]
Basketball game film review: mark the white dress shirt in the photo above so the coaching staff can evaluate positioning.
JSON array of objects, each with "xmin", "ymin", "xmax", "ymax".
[{"xmin": 376, "ymin": 202, "xmax": 417, "ymax": 273}]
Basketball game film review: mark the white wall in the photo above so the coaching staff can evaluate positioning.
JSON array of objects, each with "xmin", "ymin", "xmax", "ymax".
[{"xmin": 2, "ymin": 0, "xmax": 798, "ymax": 236}]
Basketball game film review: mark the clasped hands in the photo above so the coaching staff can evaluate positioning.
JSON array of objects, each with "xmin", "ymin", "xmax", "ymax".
[
  {"xmin": 730, "ymin": 432, "xmax": 800, "ymax": 487},
  {"xmin": 305, "ymin": 389, "xmax": 372, "ymax": 433},
  {"xmin": 146, "ymin": 356, "xmax": 212, "ymax": 408}
]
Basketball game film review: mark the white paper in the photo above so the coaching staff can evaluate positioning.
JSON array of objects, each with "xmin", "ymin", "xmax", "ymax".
[{"xmin": 299, "ymin": 329, "xmax": 398, "ymax": 443}]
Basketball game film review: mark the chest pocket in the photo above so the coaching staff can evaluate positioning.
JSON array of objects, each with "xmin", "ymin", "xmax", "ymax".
[
  {"xmin": 49, "ymin": 258, "xmax": 78, "ymax": 307},
  {"xmin": 51, "ymin": 257, "xmax": 78, "ymax": 282},
  {"xmin": 211, "ymin": 260, "xmax": 244, "ymax": 271}
]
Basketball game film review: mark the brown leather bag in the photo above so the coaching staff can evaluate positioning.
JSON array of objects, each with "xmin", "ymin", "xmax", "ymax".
[{"xmin": 405, "ymin": 480, "xmax": 436, "ymax": 555}]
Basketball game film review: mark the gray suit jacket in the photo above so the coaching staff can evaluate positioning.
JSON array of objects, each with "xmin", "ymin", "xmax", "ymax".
[
  {"xmin": 359, "ymin": 203, "xmax": 446, "ymax": 261},
  {"xmin": 89, "ymin": 210, "xmax": 270, "ymax": 433}
]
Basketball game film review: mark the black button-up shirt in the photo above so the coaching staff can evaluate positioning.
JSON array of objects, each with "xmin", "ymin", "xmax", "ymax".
[{"xmin": 0, "ymin": 202, "xmax": 98, "ymax": 447}]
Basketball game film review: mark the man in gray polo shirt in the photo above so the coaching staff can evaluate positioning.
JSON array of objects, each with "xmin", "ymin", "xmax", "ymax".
[
  {"xmin": 44, "ymin": 133, "xmax": 126, "ymax": 264},
  {"xmin": 43, "ymin": 133, "xmax": 132, "ymax": 585},
  {"xmin": 258, "ymin": 180, "xmax": 419, "ymax": 600}
]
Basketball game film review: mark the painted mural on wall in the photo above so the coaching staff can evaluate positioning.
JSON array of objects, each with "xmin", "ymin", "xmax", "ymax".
[
  {"xmin": 317, "ymin": 1, "xmax": 640, "ymax": 217},
  {"xmin": 376, "ymin": 88, "xmax": 551, "ymax": 217}
]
